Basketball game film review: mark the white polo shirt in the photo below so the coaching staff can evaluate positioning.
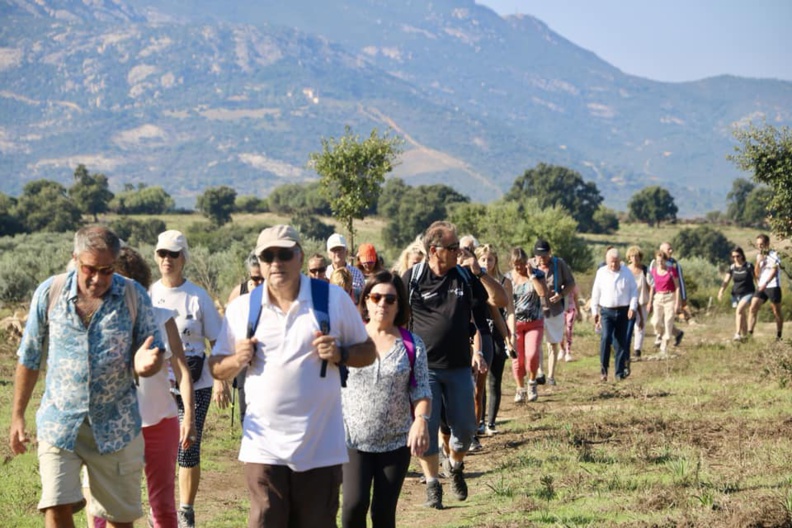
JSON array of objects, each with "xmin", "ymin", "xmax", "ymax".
[{"xmin": 213, "ymin": 274, "xmax": 368, "ymax": 471}]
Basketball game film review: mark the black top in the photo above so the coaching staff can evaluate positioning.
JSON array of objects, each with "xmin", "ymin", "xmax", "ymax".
[
  {"xmin": 729, "ymin": 262, "xmax": 755, "ymax": 297},
  {"xmin": 405, "ymin": 265, "xmax": 489, "ymax": 370},
  {"xmin": 239, "ymin": 279, "xmax": 250, "ymax": 295}
]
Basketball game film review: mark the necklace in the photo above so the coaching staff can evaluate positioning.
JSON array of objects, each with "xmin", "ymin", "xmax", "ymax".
[{"xmin": 76, "ymin": 297, "xmax": 102, "ymax": 327}]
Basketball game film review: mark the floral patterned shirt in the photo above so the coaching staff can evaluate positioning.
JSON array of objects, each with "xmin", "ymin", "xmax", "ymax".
[
  {"xmin": 18, "ymin": 271, "xmax": 164, "ymax": 454},
  {"xmin": 342, "ymin": 332, "xmax": 432, "ymax": 453}
]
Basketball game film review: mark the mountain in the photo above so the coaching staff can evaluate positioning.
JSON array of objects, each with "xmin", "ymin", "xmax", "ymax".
[{"xmin": 1, "ymin": 0, "xmax": 791, "ymax": 214}]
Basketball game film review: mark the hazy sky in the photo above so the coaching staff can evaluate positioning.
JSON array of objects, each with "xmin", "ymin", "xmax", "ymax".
[{"xmin": 476, "ymin": 0, "xmax": 792, "ymax": 83}]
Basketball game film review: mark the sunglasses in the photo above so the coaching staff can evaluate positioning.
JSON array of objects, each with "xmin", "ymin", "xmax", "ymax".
[
  {"xmin": 250, "ymin": 276, "xmax": 264, "ymax": 284},
  {"xmin": 433, "ymin": 242, "xmax": 460, "ymax": 252},
  {"xmin": 367, "ymin": 293, "xmax": 397, "ymax": 305},
  {"xmin": 78, "ymin": 258, "xmax": 115, "ymax": 277},
  {"xmin": 309, "ymin": 266, "xmax": 327, "ymax": 275},
  {"xmin": 156, "ymin": 249, "xmax": 181, "ymax": 259},
  {"xmin": 260, "ymin": 248, "xmax": 296, "ymax": 263}
]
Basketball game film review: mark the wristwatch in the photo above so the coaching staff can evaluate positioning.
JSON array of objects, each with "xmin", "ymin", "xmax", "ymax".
[
  {"xmin": 474, "ymin": 269, "xmax": 486, "ymax": 278},
  {"xmin": 418, "ymin": 414, "xmax": 431, "ymax": 422}
]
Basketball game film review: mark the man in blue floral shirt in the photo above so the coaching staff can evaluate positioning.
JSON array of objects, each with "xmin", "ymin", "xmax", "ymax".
[{"xmin": 9, "ymin": 226, "xmax": 165, "ymax": 528}]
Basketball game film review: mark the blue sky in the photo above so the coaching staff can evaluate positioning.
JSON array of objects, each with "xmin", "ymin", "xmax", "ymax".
[{"xmin": 477, "ymin": 0, "xmax": 792, "ymax": 83}]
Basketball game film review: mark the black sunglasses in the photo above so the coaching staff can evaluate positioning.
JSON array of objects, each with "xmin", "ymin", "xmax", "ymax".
[
  {"xmin": 367, "ymin": 293, "xmax": 397, "ymax": 305},
  {"xmin": 156, "ymin": 249, "xmax": 181, "ymax": 259},
  {"xmin": 309, "ymin": 266, "xmax": 327, "ymax": 275},
  {"xmin": 260, "ymin": 248, "xmax": 296, "ymax": 263},
  {"xmin": 433, "ymin": 242, "xmax": 460, "ymax": 252},
  {"xmin": 250, "ymin": 275, "xmax": 264, "ymax": 284}
]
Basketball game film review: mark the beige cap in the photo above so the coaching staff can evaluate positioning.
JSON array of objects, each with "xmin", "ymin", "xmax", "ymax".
[
  {"xmin": 156, "ymin": 230, "xmax": 189, "ymax": 260},
  {"xmin": 255, "ymin": 225, "xmax": 301, "ymax": 255}
]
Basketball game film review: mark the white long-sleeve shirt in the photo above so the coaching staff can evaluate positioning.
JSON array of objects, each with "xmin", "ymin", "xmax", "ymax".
[{"xmin": 590, "ymin": 265, "xmax": 639, "ymax": 317}]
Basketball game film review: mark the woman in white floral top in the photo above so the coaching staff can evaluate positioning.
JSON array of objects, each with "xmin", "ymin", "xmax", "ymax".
[{"xmin": 341, "ymin": 271, "xmax": 432, "ymax": 528}]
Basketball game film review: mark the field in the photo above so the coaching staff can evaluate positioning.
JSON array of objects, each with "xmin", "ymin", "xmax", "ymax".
[{"xmin": 1, "ymin": 218, "xmax": 791, "ymax": 527}]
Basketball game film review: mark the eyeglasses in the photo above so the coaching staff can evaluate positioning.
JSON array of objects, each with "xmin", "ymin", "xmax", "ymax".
[
  {"xmin": 156, "ymin": 250, "xmax": 181, "ymax": 259},
  {"xmin": 731, "ymin": 254, "xmax": 742, "ymax": 259},
  {"xmin": 309, "ymin": 266, "xmax": 327, "ymax": 275},
  {"xmin": 259, "ymin": 248, "xmax": 296, "ymax": 263},
  {"xmin": 78, "ymin": 258, "xmax": 115, "ymax": 277},
  {"xmin": 250, "ymin": 276, "xmax": 264, "ymax": 285},
  {"xmin": 433, "ymin": 242, "xmax": 460, "ymax": 252},
  {"xmin": 367, "ymin": 293, "xmax": 397, "ymax": 305}
]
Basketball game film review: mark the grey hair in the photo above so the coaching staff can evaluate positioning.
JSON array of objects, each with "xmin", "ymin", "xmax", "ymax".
[
  {"xmin": 245, "ymin": 252, "xmax": 260, "ymax": 271},
  {"xmin": 606, "ymin": 248, "xmax": 620, "ymax": 260},
  {"xmin": 423, "ymin": 221, "xmax": 457, "ymax": 250},
  {"xmin": 74, "ymin": 226, "xmax": 121, "ymax": 258}
]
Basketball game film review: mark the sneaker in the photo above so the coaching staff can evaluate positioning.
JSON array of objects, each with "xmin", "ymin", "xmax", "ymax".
[
  {"xmin": 548, "ymin": 377, "xmax": 556, "ymax": 386},
  {"xmin": 557, "ymin": 349, "xmax": 565, "ymax": 361},
  {"xmin": 564, "ymin": 353, "xmax": 575, "ymax": 362},
  {"xmin": 634, "ymin": 350, "xmax": 642, "ymax": 360},
  {"xmin": 444, "ymin": 458, "xmax": 468, "ymax": 501},
  {"xmin": 476, "ymin": 422, "xmax": 486, "ymax": 435},
  {"xmin": 653, "ymin": 338, "xmax": 662, "ymax": 348},
  {"xmin": 178, "ymin": 509, "xmax": 195, "ymax": 528},
  {"xmin": 485, "ymin": 424, "xmax": 499, "ymax": 436},
  {"xmin": 424, "ymin": 479, "xmax": 444, "ymax": 509},
  {"xmin": 733, "ymin": 333, "xmax": 742, "ymax": 341},
  {"xmin": 527, "ymin": 381, "xmax": 538, "ymax": 402},
  {"xmin": 514, "ymin": 388, "xmax": 526, "ymax": 403},
  {"xmin": 469, "ymin": 436, "xmax": 483, "ymax": 452},
  {"xmin": 674, "ymin": 331, "xmax": 685, "ymax": 347},
  {"xmin": 600, "ymin": 374, "xmax": 607, "ymax": 382},
  {"xmin": 535, "ymin": 374, "xmax": 546, "ymax": 385}
]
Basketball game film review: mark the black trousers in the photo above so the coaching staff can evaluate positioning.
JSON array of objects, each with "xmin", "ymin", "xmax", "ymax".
[{"xmin": 341, "ymin": 446, "xmax": 411, "ymax": 528}]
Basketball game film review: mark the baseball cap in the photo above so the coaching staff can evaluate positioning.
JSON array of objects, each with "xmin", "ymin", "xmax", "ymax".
[
  {"xmin": 357, "ymin": 243, "xmax": 378, "ymax": 263},
  {"xmin": 327, "ymin": 233, "xmax": 348, "ymax": 251},
  {"xmin": 156, "ymin": 230, "xmax": 190, "ymax": 260},
  {"xmin": 255, "ymin": 225, "xmax": 301, "ymax": 256},
  {"xmin": 534, "ymin": 239, "xmax": 551, "ymax": 256}
]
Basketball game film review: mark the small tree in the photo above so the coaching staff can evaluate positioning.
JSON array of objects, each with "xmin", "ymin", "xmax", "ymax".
[
  {"xmin": 14, "ymin": 180, "xmax": 82, "ymax": 233},
  {"xmin": 627, "ymin": 186, "xmax": 678, "ymax": 227},
  {"xmin": 725, "ymin": 177, "xmax": 755, "ymax": 225},
  {"xmin": 729, "ymin": 123, "xmax": 792, "ymax": 241},
  {"xmin": 309, "ymin": 126, "xmax": 402, "ymax": 249},
  {"xmin": 196, "ymin": 186, "xmax": 237, "ymax": 227},
  {"xmin": 672, "ymin": 226, "xmax": 732, "ymax": 266},
  {"xmin": 68, "ymin": 164, "xmax": 114, "ymax": 222}
]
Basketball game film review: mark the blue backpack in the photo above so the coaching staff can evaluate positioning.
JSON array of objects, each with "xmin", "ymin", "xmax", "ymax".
[{"xmin": 246, "ymin": 278, "xmax": 347, "ymax": 386}]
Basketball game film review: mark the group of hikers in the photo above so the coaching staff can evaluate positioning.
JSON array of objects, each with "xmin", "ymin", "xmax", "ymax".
[{"xmin": 7, "ymin": 221, "xmax": 784, "ymax": 528}]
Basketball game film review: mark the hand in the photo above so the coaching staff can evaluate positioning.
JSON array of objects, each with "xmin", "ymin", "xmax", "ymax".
[
  {"xmin": 549, "ymin": 293, "xmax": 562, "ymax": 304},
  {"xmin": 594, "ymin": 314, "xmax": 600, "ymax": 326},
  {"xmin": 472, "ymin": 353, "xmax": 488, "ymax": 374},
  {"xmin": 135, "ymin": 336, "xmax": 164, "ymax": 377},
  {"xmin": 9, "ymin": 418, "xmax": 29, "ymax": 455},
  {"xmin": 179, "ymin": 419, "xmax": 197, "ymax": 450},
  {"xmin": 212, "ymin": 380, "xmax": 231, "ymax": 409},
  {"xmin": 459, "ymin": 249, "xmax": 480, "ymax": 274},
  {"xmin": 407, "ymin": 417, "xmax": 430, "ymax": 457},
  {"xmin": 717, "ymin": 289, "xmax": 723, "ymax": 302},
  {"xmin": 235, "ymin": 337, "xmax": 257, "ymax": 368},
  {"xmin": 313, "ymin": 331, "xmax": 341, "ymax": 363},
  {"xmin": 627, "ymin": 309, "xmax": 634, "ymax": 321}
]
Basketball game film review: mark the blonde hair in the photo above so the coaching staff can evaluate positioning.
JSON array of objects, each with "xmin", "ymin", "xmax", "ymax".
[
  {"xmin": 475, "ymin": 244, "xmax": 502, "ymax": 281},
  {"xmin": 626, "ymin": 246, "xmax": 643, "ymax": 263},
  {"xmin": 329, "ymin": 267, "xmax": 353, "ymax": 294},
  {"xmin": 394, "ymin": 239, "xmax": 425, "ymax": 276}
]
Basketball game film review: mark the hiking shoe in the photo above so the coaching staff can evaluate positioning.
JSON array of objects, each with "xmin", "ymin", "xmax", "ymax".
[
  {"xmin": 674, "ymin": 331, "xmax": 685, "ymax": 347},
  {"xmin": 564, "ymin": 353, "xmax": 575, "ymax": 362},
  {"xmin": 733, "ymin": 333, "xmax": 742, "ymax": 341},
  {"xmin": 485, "ymin": 424, "xmax": 499, "ymax": 436},
  {"xmin": 634, "ymin": 349, "xmax": 642, "ymax": 360},
  {"xmin": 600, "ymin": 374, "xmax": 607, "ymax": 382},
  {"xmin": 444, "ymin": 459, "xmax": 468, "ymax": 501},
  {"xmin": 178, "ymin": 508, "xmax": 195, "ymax": 528},
  {"xmin": 424, "ymin": 479, "xmax": 444, "ymax": 509},
  {"xmin": 469, "ymin": 436, "xmax": 483, "ymax": 452},
  {"xmin": 527, "ymin": 381, "xmax": 538, "ymax": 402},
  {"xmin": 548, "ymin": 377, "xmax": 556, "ymax": 386},
  {"xmin": 514, "ymin": 388, "xmax": 526, "ymax": 403},
  {"xmin": 476, "ymin": 422, "xmax": 486, "ymax": 435},
  {"xmin": 557, "ymin": 349, "xmax": 565, "ymax": 361},
  {"xmin": 535, "ymin": 374, "xmax": 546, "ymax": 385}
]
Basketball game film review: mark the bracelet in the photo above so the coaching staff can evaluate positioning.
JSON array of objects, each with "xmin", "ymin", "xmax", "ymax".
[
  {"xmin": 418, "ymin": 414, "xmax": 431, "ymax": 422},
  {"xmin": 475, "ymin": 350, "xmax": 484, "ymax": 357}
]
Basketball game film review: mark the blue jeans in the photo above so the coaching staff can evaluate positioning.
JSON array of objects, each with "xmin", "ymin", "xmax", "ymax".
[
  {"xmin": 426, "ymin": 367, "xmax": 476, "ymax": 456},
  {"xmin": 599, "ymin": 306, "xmax": 630, "ymax": 378}
]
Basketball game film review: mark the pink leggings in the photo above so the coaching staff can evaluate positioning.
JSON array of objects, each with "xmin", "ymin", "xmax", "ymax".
[
  {"xmin": 94, "ymin": 416, "xmax": 180, "ymax": 528},
  {"xmin": 563, "ymin": 307, "xmax": 577, "ymax": 353},
  {"xmin": 513, "ymin": 319, "xmax": 544, "ymax": 382}
]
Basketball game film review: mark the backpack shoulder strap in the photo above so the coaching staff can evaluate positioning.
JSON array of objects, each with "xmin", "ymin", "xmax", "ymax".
[
  {"xmin": 311, "ymin": 278, "xmax": 343, "ymax": 385},
  {"xmin": 398, "ymin": 327, "xmax": 417, "ymax": 388},
  {"xmin": 552, "ymin": 256, "xmax": 559, "ymax": 293},
  {"xmin": 123, "ymin": 278, "xmax": 138, "ymax": 325},
  {"xmin": 407, "ymin": 261, "xmax": 427, "ymax": 332},
  {"xmin": 247, "ymin": 283, "xmax": 264, "ymax": 339},
  {"xmin": 47, "ymin": 273, "xmax": 68, "ymax": 318}
]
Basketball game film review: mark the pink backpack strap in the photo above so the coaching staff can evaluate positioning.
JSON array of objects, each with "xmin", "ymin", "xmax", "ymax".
[{"xmin": 398, "ymin": 327, "xmax": 417, "ymax": 388}]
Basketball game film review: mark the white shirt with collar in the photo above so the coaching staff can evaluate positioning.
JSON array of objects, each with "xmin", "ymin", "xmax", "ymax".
[
  {"xmin": 212, "ymin": 274, "xmax": 369, "ymax": 471},
  {"xmin": 590, "ymin": 265, "xmax": 639, "ymax": 317}
]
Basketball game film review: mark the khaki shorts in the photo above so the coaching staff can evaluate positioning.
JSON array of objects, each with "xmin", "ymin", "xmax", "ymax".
[{"xmin": 38, "ymin": 419, "xmax": 144, "ymax": 523}]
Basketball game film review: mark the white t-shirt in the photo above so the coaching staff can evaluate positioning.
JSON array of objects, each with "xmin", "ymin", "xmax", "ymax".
[
  {"xmin": 757, "ymin": 250, "xmax": 781, "ymax": 289},
  {"xmin": 138, "ymin": 307, "xmax": 178, "ymax": 427},
  {"xmin": 213, "ymin": 275, "xmax": 369, "ymax": 472},
  {"xmin": 149, "ymin": 279, "xmax": 223, "ymax": 391}
]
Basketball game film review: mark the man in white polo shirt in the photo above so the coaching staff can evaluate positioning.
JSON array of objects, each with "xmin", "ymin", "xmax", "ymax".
[
  {"xmin": 590, "ymin": 248, "xmax": 638, "ymax": 382},
  {"xmin": 209, "ymin": 225, "xmax": 376, "ymax": 528},
  {"xmin": 326, "ymin": 233, "xmax": 365, "ymax": 303}
]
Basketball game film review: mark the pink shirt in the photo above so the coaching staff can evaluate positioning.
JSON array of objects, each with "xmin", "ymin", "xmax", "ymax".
[{"xmin": 651, "ymin": 267, "xmax": 678, "ymax": 293}]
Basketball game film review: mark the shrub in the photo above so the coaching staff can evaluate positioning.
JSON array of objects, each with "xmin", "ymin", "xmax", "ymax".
[
  {"xmin": 678, "ymin": 256, "xmax": 721, "ymax": 309},
  {"xmin": 673, "ymin": 226, "xmax": 732, "ymax": 266}
]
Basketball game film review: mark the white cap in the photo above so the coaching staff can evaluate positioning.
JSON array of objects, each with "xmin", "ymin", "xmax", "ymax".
[
  {"xmin": 156, "ymin": 230, "xmax": 190, "ymax": 260},
  {"xmin": 326, "ymin": 233, "xmax": 348, "ymax": 252}
]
